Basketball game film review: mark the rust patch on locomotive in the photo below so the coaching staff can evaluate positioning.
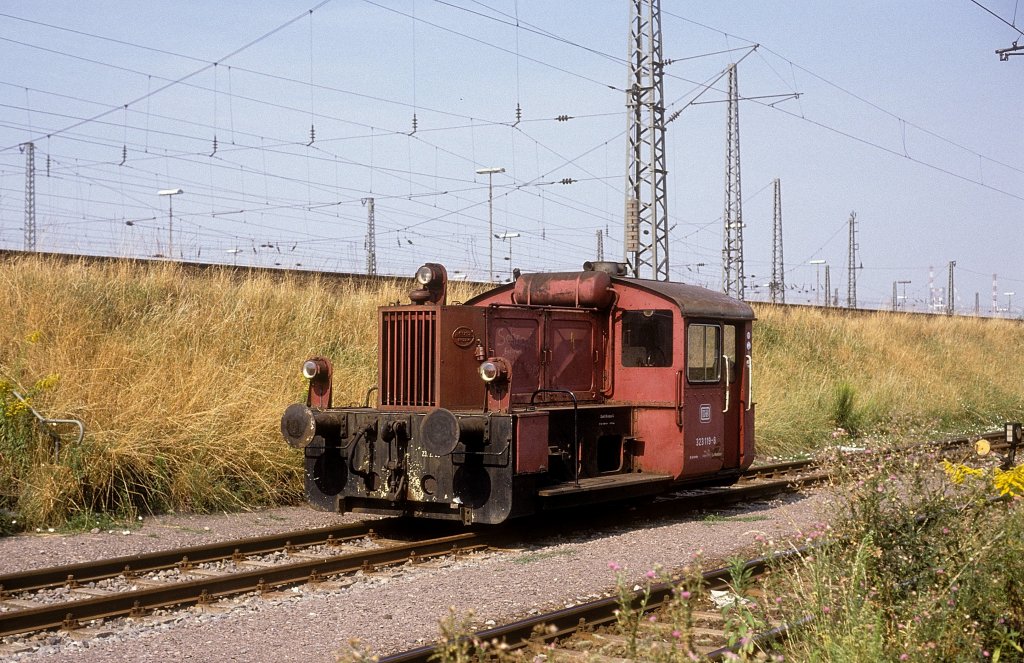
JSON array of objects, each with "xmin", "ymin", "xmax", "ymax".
[{"xmin": 283, "ymin": 261, "xmax": 755, "ymax": 524}]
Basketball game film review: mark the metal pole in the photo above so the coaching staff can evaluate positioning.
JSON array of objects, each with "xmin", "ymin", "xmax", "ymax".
[
  {"xmin": 158, "ymin": 188, "xmax": 183, "ymax": 260},
  {"xmin": 476, "ymin": 167, "xmax": 504, "ymax": 283},
  {"xmin": 824, "ymin": 265, "xmax": 831, "ymax": 308},
  {"xmin": 487, "ymin": 173, "xmax": 493, "ymax": 282},
  {"xmin": 810, "ymin": 260, "xmax": 825, "ymax": 305},
  {"xmin": 168, "ymin": 195, "xmax": 174, "ymax": 259},
  {"xmin": 898, "ymin": 280, "xmax": 911, "ymax": 312}
]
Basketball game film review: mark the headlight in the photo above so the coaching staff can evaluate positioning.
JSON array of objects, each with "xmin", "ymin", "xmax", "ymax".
[
  {"xmin": 302, "ymin": 360, "xmax": 321, "ymax": 379},
  {"xmin": 478, "ymin": 358, "xmax": 509, "ymax": 383},
  {"xmin": 479, "ymin": 361, "xmax": 500, "ymax": 382},
  {"xmin": 415, "ymin": 265, "xmax": 435, "ymax": 285}
]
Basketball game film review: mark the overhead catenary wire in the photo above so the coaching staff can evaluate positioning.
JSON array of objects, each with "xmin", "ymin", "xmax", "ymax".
[{"xmin": 0, "ymin": 4, "xmax": 1020, "ymax": 290}]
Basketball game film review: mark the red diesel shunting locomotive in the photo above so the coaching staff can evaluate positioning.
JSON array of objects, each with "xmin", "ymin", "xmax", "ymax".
[{"xmin": 281, "ymin": 261, "xmax": 755, "ymax": 524}]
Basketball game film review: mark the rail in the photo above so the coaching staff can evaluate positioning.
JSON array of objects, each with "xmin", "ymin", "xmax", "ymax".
[{"xmin": 379, "ymin": 549, "xmax": 806, "ymax": 663}]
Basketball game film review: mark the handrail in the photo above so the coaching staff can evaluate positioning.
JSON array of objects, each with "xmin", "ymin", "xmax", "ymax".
[
  {"xmin": 674, "ymin": 370, "xmax": 683, "ymax": 428},
  {"xmin": 745, "ymin": 354, "xmax": 753, "ymax": 411},
  {"xmin": 722, "ymin": 354, "xmax": 730, "ymax": 413},
  {"xmin": 10, "ymin": 390, "xmax": 85, "ymax": 460},
  {"xmin": 529, "ymin": 389, "xmax": 579, "ymax": 487}
]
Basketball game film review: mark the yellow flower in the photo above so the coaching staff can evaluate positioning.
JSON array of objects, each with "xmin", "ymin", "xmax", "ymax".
[
  {"xmin": 33, "ymin": 374, "xmax": 60, "ymax": 391},
  {"xmin": 24, "ymin": 330, "xmax": 43, "ymax": 344},
  {"xmin": 941, "ymin": 460, "xmax": 984, "ymax": 485},
  {"xmin": 993, "ymin": 466, "xmax": 1024, "ymax": 497}
]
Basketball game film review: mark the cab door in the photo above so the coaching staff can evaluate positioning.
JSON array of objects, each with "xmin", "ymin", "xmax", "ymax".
[{"xmin": 682, "ymin": 322, "xmax": 726, "ymax": 475}]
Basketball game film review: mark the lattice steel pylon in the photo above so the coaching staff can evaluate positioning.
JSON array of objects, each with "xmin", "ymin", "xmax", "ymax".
[
  {"xmin": 596, "ymin": 229, "xmax": 604, "ymax": 261},
  {"xmin": 721, "ymin": 64, "xmax": 744, "ymax": 299},
  {"xmin": 21, "ymin": 142, "xmax": 36, "ymax": 252},
  {"xmin": 768, "ymin": 178, "xmax": 784, "ymax": 304},
  {"xmin": 846, "ymin": 211, "xmax": 858, "ymax": 308},
  {"xmin": 623, "ymin": 0, "xmax": 669, "ymax": 281},
  {"xmin": 362, "ymin": 197, "xmax": 376, "ymax": 276}
]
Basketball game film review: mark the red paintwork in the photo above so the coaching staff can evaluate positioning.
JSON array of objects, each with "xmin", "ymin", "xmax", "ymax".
[
  {"xmin": 515, "ymin": 411, "xmax": 550, "ymax": 473},
  {"xmin": 377, "ymin": 305, "xmax": 485, "ymax": 411},
  {"xmin": 468, "ymin": 269, "xmax": 756, "ymax": 483},
  {"xmin": 305, "ymin": 357, "xmax": 333, "ymax": 409},
  {"xmin": 290, "ymin": 262, "xmax": 756, "ymax": 524}
]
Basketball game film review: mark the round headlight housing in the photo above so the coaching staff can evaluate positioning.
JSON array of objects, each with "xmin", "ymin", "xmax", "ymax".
[
  {"xmin": 478, "ymin": 358, "xmax": 509, "ymax": 384},
  {"xmin": 479, "ymin": 361, "xmax": 500, "ymax": 383},
  {"xmin": 415, "ymin": 265, "xmax": 435, "ymax": 286},
  {"xmin": 302, "ymin": 360, "xmax": 320, "ymax": 379}
]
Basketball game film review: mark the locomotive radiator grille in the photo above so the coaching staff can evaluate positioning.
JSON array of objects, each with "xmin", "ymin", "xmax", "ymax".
[{"xmin": 380, "ymin": 309, "xmax": 437, "ymax": 407}]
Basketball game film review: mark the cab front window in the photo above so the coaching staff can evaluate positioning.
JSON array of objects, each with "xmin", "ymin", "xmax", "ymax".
[{"xmin": 621, "ymin": 309, "xmax": 672, "ymax": 367}]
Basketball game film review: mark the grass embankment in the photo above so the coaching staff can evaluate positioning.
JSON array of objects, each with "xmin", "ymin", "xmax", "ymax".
[
  {"xmin": 755, "ymin": 304, "xmax": 1024, "ymax": 455},
  {"xmin": 1, "ymin": 255, "xmax": 1023, "ymax": 527},
  {"xmin": 0, "ymin": 256, "xmax": 477, "ymax": 529}
]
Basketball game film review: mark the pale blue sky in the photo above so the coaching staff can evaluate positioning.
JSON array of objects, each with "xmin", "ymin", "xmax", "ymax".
[{"xmin": 0, "ymin": 1, "xmax": 1021, "ymax": 313}]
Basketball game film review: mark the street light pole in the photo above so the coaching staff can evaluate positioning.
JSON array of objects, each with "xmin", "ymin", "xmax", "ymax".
[
  {"xmin": 476, "ymin": 167, "xmax": 505, "ymax": 283},
  {"xmin": 494, "ymin": 232, "xmax": 520, "ymax": 282},
  {"xmin": 158, "ymin": 188, "xmax": 183, "ymax": 259},
  {"xmin": 897, "ymin": 280, "xmax": 912, "ymax": 311}
]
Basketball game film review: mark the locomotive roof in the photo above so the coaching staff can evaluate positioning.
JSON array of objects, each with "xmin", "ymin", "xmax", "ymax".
[
  {"xmin": 613, "ymin": 276, "xmax": 756, "ymax": 321},
  {"xmin": 467, "ymin": 271, "xmax": 755, "ymax": 320}
]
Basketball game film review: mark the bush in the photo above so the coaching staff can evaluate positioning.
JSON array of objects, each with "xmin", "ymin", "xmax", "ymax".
[{"xmin": 830, "ymin": 381, "xmax": 860, "ymax": 435}]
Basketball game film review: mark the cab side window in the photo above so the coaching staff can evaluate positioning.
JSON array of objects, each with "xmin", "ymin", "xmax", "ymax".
[
  {"xmin": 687, "ymin": 323, "xmax": 721, "ymax": 383},
  {"xmin": 621, "ymin": 310, "xmax": 672, "ymax": 367},
  {"xmin": 723, "ymin": 324, "xmax": 737, "ymax": 383}
]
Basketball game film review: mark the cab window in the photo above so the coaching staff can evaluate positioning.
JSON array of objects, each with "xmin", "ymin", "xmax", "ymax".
[
  {"xmin": 621, "ymin": 310, "xmax": 672, "ymax": 367},
  {"xmin": 687, "ymin": 323, "xmax": 720, "ymax": 383},
  {"xmin": 723, "ymin": 324, "xmax": 737, "ymax": 383}
]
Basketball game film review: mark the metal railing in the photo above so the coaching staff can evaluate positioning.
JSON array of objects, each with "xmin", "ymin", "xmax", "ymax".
[{"xmin": 9, "ymin": 389, "xmax": 84, "ymax": 459}]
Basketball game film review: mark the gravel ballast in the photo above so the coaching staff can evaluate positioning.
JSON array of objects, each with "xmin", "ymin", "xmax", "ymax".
[{"xmin": 0, "ymin": 490, "xmax": 833, "ymax": 662}]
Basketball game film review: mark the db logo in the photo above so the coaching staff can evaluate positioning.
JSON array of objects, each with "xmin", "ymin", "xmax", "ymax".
[{"xmin": 699, "ymin": 405, "xmax": 712, "ymax": 423}]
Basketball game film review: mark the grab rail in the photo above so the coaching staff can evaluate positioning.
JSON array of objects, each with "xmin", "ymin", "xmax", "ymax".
[
  {"xmin": 745, "ymin": 354, "xmax": 753, "ymax": 411},
  {"xmin": 722, "ymin": 354, "xmax": 730, "ymax": 413}
]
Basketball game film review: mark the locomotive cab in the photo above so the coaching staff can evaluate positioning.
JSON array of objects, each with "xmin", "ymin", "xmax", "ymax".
[{"xmin": 282, "ymin": 262, "xmax": 755, "ymax": 524}]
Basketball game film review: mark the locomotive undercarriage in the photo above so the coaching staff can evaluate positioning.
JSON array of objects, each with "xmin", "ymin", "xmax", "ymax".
[
  {"xmin": 302, "ymin": 408, "xmax": 517, "ymax": 524},
  {"xmin": 299, "ymin": 404, "xmax": 667, "ymax": 525}
]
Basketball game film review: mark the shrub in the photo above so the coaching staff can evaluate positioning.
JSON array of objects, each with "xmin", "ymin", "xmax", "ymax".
[{"xmin": 772, "ymin": 449, "xmax": 1024, "ymax": 662}]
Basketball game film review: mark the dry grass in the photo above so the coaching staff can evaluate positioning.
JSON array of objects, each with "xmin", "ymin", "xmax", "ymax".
[
  {"xmin": 753, "ymin": 304, "xmax": 1024, "ymax": 455},
  {"xmin": 0, "ymin": 256, "xmax": 479, "ymax": 525},
  {"xmin": 1, "ymin": 255, "xmax": 1022, "ymax": 525}
]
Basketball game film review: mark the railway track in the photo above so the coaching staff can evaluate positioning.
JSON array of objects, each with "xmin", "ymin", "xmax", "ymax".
[
  {"xmin": 379, "ymin": 550, "xmax": 800, "ymax": 663},
  {"xmin": 0, "ymin": 524, "xmax": 487, "ymax": 639},
  {"xmin": 0, "ymin": 430, "xmax": 1000, "ymax": 645},
  {"xmin": 373, "ymin": 429, "xmax": 1011, "ymax": 662},
  {"xmin": 0, "ymin": 460, "xmax": 822, "ymax": 642}
]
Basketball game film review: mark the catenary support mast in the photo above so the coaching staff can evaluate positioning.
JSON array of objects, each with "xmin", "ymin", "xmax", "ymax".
[
  {"xmin": 624, "ymin": 0, "xmax": 669, "ymax": 280},
  {"xmin": 721, "ymin": 64, "xmax": 745, "ymax": 299}
]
